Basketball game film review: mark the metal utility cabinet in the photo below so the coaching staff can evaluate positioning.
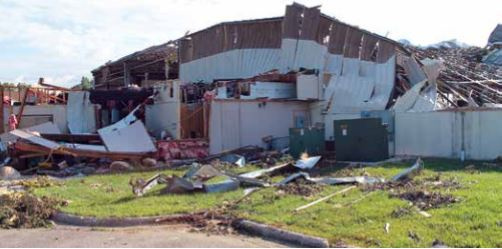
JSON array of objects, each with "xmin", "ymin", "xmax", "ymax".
[
  {"xmin": 289, "ymin": 127, "xmax": 325, "ymax": 159},
  {"xmin": 334, "ymin": 118, "xmax": 389, "ymax": 162}
]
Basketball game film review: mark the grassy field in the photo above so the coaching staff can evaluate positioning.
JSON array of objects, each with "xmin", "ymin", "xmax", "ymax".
[{"xmin": 32, "ymin": 159, "xmax": 502, "ymax": 247}]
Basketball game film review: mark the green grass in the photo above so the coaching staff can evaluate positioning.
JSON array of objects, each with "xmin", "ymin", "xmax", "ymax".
[
  {"xmin": 32, "ymin": 167, "xmax": 244, "ymax": 218},
  {"xmin": 32, "ymin": 159, "xmax": 502, "ymax": 247}
]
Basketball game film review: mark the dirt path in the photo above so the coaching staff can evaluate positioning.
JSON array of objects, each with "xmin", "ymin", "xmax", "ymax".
[{"xmin": 0, "ymin": 224, "xmax": 284, "ymax": 248}]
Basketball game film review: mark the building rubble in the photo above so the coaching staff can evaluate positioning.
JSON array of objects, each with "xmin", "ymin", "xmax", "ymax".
[{"xmin": 0, "ymin": 5, "xmax": 501, "ymax": 232}]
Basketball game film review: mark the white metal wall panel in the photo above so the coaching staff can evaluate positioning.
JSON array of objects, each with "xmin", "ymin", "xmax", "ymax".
[
  {"xmin": 395, "ymin": 111, "xmax": 458, "ymax": 158},
  {"xmin": 464, "ymin": 111, "xmax": 502, "ymax": 159},
  {"xmin": 209, "ymin": 100, "xmax": 309, "ymax": 154},
  {"xmin": 180, "ymin": 48, "xmax": 281, "ymax": 83},
  {"xmin": 324, "ymin": 56, "xmax": 395, "ymax": 113},
  {"xmin": 279, "ymin": 39, "xmax": 327, "ymax": 73}
]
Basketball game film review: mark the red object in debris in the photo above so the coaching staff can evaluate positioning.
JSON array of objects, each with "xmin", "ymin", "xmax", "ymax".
[
  {"xmin": 8, "ymin": 114, "xmax": 18, "ymax": 130},
  {"xmin": 203, "ymin": 90, "xmax": 215, "ymax": 102},
  {"xmin": 157, "ymin": 139, "xmax": 209, "ymax": 161}
]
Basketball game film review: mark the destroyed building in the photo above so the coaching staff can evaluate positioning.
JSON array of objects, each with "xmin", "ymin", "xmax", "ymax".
[
  {"xmin": 89, "ymin": 3, "xmax": 430, "ymax": 156},
  {"xmin": 2, "ymin": 3, "xmax": 502, "ymax": 176}
]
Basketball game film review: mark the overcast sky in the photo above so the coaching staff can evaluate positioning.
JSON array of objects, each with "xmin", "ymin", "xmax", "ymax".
[{"xmin": 0, "ymin": 0, "xmax": 500, "ymax": 87}]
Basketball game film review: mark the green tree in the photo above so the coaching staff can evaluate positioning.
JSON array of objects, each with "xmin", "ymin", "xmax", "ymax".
[{"xmin": 80, "ymin": 76, "xmax": 92, "ymax": 90}]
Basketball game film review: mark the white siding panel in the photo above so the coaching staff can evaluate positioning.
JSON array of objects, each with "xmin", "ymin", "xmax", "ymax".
[{"xmin": 180, "ymin": 48, "xmax": 281, "ymax": 83}]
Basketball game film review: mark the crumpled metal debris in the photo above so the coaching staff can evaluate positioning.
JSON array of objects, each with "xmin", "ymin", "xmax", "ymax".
[
  {"xmin": 220, "ymin": 154, "xmax": 246, "ymax": 167},
  {"xmin": 184, "ymin": 164, "xmax": 222, "ymax": 181},
  {"xmin": 277, "ymin": 172, "xmax": 384, "ymax": 186},
  {"xmin": 391, "ymin": 158, "xmax": 424, "ymax": 182},
  {"xmin": 294, "ymin": 156, "xmax": 321, "ymax": 170}
]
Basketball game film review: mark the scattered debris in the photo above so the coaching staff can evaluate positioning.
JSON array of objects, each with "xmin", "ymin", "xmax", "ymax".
[
  {"xmin": 110, "ymin": 161, "xmax": 134, "ymax": 172},
  {"xmin": 0, "ymin": 166, "xmax": 21, "ymax": 180},
  {"xmin": 432, "ymin": 239, "xmax": 448, "ymax": 248},
  {"xmin": 294, "ymin": 155, "xmax": 321, "ymax": 170},
  {"xmin": 0, "ymin": 193, "xmax": 63, "ymax": 228},
  {"xmin": 391, "ymin": 158, "xmax": 424, "ymax": 182},
  {"xmin": 141, "ymin": 158, "xmax": 157, "ymax": 168},
  {"xmin": 220, "ymin": 154, "xmax": 246, "ymax": 167},
  {"xmin": 464, "ymin": 164, "xmax": 479, "ymax": 174},
  {"xmin": 391, "ymin": 206, "xmax": 413, "ymax": 218},
  {"xmin": 392, "ymin": 190, "xmax": 458, "ymax": 210},
  {"xmin": 408, "ymin": 230, "xmax": 421, "ymax": 243},
  {"xmin": 277, "ymin": 178, "xmax": 323, "ymax": 197}
]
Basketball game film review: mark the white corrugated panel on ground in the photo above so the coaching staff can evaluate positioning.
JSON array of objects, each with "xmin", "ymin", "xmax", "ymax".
[{"xmin": 180, "ymin": 48, "xmax": 281, "ymax": 83}]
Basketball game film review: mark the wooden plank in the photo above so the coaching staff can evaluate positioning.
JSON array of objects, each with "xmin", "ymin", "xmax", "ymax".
[
  {"xmin": 16, "ymin": 87, "xmax": 30, "ymax": 127},
  {"xmin": 295, "ymin": 185, "xmax": 356, "ymax": 211}
]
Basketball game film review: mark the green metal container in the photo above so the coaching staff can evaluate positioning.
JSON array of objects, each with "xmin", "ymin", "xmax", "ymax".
[
  {"xmin": 289, "ymin": 128, "xmax": 325, "ymax": 159},
  {"xmin": 334, "ymin": 118, "xmax": 389, "ymax": 162}
]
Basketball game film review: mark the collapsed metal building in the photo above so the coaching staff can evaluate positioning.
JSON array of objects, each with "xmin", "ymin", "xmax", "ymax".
[
  {"xmin": 87, "ymin": 3, "xmax": 502, "ymax": 160},
  {"xmin": 88, "ymin": 3, "xmax": 434, "ymax": 155}
]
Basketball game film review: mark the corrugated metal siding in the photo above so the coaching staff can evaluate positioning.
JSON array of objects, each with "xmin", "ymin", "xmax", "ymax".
[
  {"xmin": 180, "ymin": 48, "xmax": 281, "ymax": 82},
  {"xmin": 325, "ymin": 56, "xmax": 395, "ymax": 113},
  {"xmin": 209, "ymin": 100, "xmax": 309, "ymax": 154},
  {"xmin": 279, "ymin": 39, "xmax": 327, "ymax": 73},
  {"xmin": 393, "ymin": 80, "xmax": 437, "ymax": 112}
]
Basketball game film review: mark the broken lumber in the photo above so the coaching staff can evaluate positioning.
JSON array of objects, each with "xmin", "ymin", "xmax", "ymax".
[{"xmin": 295, "ymin": 185, "xmax": 356, "ymax": 212}]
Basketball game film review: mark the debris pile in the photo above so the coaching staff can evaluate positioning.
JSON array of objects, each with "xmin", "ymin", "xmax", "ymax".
[
  {"xmin": 392, "ymin": 190, "xmax": 458, "ymax": 210},
  {"xmin": 0, "ymin": 193, "xmax": 63, "ymax": 228},
  {"xmin": 407, "ymin": 45, "xmax": 502, "ymax": 108},
  {"xmin": 277, "ymin": 179, "xmax": 323, "ymax": 197}
]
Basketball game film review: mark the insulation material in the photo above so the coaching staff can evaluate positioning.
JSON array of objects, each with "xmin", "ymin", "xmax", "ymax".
[
  {"xmin": 240, "ymin": 82, "xmax": 296, "ymax": 99},
  {"xmin": 179, "ymin": 48, "xmax": 281, "ymax": 83},
  {"xmin": 157, "ymin": 139, "xmax": 209, "ymax": 160},
  {"xmin": 67, "ymin": 92, "xmax": 96, "ymax": 134},
  {"xmin": 98, "ymin": 120, "xmax": 156, "ymax": 153},
  {"xmin": 393, "ymin": 80, "xmax": 437, "ymax": 112}
]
